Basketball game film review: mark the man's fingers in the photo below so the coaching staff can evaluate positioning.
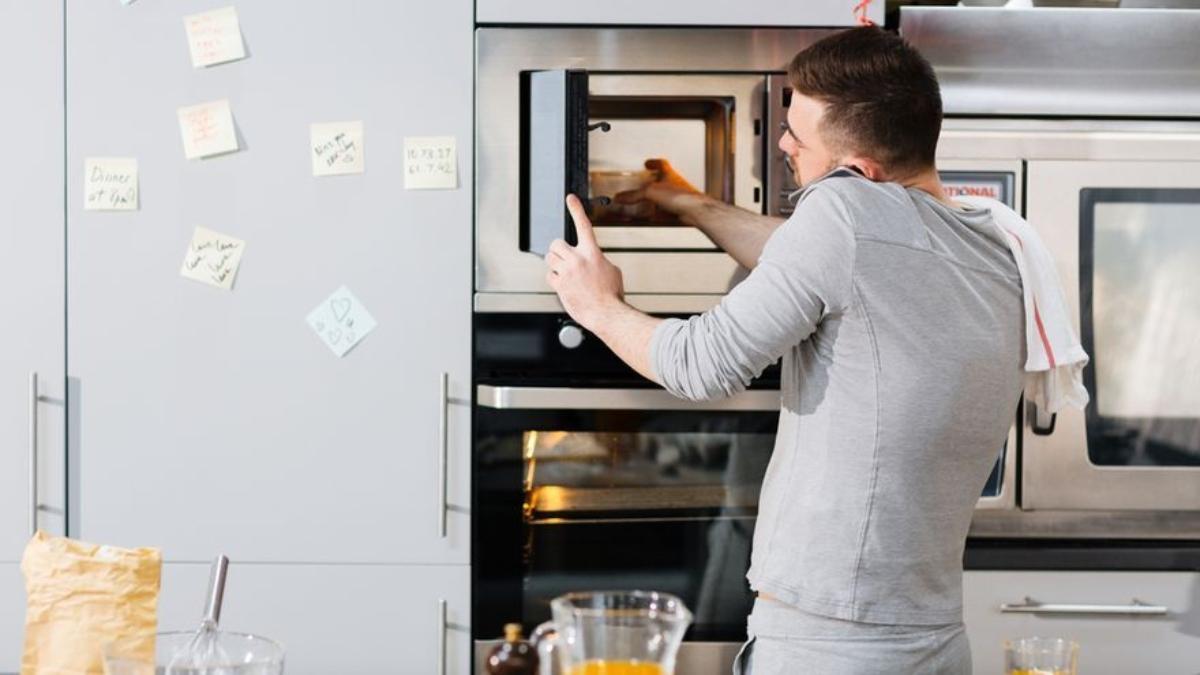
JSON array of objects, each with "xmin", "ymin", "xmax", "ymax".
[
  {"xmin": 548, "ymin": 238, "xmax": 577, "ymax": 261},
  {"xmin": 565, "ymin": 194, "xmax": 597, "ymax": 250},
  {"xmin": 613, "ymin": 188, "xmax": 645, "ymax": 205}
]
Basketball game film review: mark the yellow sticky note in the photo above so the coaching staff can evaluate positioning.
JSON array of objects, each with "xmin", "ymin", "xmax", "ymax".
[
  {"xmin": 84, "ymin": 157, "xmax": 138, "ymax": 211},
  {"xmin": 184, "ymin": 6, "xmax": 246, "ymax": 68},
  {"xmin": 404, "ymin": 136, "xmax": 457, "ymax": 189},
  {"xmin": 177, "ymin": 99, "xmax": 239, "ymax": 160},
  {"xmin": 180, "ymin": 226, "xmax": 246, "ymax": 290},
  {"xmin": 311, "ymin": 121, "xmax": 364, "ymax": 177}
]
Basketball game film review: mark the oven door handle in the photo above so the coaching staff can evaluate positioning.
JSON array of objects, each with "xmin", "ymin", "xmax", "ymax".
[{"xmin": 476, "ymin": 385, "xmax": 780, "ymax": 411}]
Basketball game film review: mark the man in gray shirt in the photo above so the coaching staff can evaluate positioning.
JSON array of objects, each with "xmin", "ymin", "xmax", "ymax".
[{"xmin": 545, "ymin": 27, "xmax": 1023, "ymax": 674}]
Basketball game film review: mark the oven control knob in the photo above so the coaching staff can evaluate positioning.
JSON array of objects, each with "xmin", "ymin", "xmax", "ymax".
[{"xmin": 558, "ymin": 324, "xmax": 585, "ymax": 349}]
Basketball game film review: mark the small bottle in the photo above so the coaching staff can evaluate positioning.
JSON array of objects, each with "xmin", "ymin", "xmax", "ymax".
[{"xmin": 485, "ymin": 623, "xmax": 539, "ymax": 675}]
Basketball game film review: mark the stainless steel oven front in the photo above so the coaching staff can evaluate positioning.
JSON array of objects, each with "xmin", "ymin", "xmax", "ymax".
[
  {"xmin": 475, "ymin": 28, "xmax": 835, "ymax": 295},
  {"xmin": 939, "ymin": 119, "xmax": 1200, "ymax": 538}
]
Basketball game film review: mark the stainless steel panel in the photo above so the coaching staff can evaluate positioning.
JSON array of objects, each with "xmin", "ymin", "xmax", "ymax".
[
  {"xmin": 594, "ymin": 226, "xmax": 716, "ymax": 250},
  {"xmin": 902, "ymin": 7, "xmax": 1200, "ymax": 118},
  {"xmin": 475, "ymin": 28, "xmax": 835, "ymax": 294},
  {"xmin": 1022, "ymin": 160, "xmax": 1200, "ymax": 511},
  {"xmin": 477, "ymin": 385, "xmax": 781, "ymax": 411},
  {"xmin": 939, "ymin": 118, "xmax": 1200, "ymax": 162},
  {"xmin": 969, "ymin": 508, "xmax": 1200, "ymax": 539},
  {"xmin": 474, "ymin": 292, "xmax": 725, "ymax": 314}
]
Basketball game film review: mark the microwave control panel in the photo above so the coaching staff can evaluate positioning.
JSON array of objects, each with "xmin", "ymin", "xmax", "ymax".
[{"xmin": 766, "ymin": 74, "xmax": 801, "ymax": 218}]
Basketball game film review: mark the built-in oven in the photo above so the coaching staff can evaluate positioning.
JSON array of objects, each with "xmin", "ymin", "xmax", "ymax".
[
  {"xmin": 470, "ymin": 311, "xmax": 1018, "ymax": 665},
  {"xmin": 1023, "ymin": 159, "xmax": 1200, "ymax": 513},
  {"xmin": 936, "ymin": 118, "xmax": 1200, "ymax": 538}
]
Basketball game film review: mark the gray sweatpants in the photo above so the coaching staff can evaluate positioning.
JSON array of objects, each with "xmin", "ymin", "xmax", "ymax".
[{"xmin": 732, "ymin": 598, "xmax": 972, "ymax": 675}]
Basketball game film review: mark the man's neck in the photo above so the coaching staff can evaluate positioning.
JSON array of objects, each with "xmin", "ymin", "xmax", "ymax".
[{"xmin": 896, "ymin": 168, "xmax": 958, "ymax": 208}]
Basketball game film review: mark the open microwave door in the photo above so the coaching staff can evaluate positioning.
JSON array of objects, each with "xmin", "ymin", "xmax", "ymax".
[{"xmin": 523, "ymin": 69, "xmax": 590, "ymax": 256}]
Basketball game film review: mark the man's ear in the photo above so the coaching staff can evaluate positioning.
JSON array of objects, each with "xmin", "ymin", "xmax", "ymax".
[{"xmin": 841, "ymin": 155, "xmax": 887, "ymax": 181}]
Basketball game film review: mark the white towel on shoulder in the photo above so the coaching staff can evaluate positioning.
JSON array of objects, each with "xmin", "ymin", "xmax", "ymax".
[{"xmin": 958, "ymin": 196, "xmax": 1090, "ymax": 413}]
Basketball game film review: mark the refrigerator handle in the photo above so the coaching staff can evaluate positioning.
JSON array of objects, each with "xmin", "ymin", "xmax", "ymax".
[
  {"xmin": 438, "ymin": 372, "xmax": 449, "ymax": 538},
  {"xmin": 29, "ymin": 371, "xmax": 39, "ymax": 536}
]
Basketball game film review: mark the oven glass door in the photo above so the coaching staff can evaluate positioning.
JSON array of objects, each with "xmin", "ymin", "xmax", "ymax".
[
  {"xmin": 473, "ymin": 390, "xmax": 778, "ymax": 642},
  {"xmin": 1022, "ymin": 161, "xmax": 1200, "ymax": 510}
]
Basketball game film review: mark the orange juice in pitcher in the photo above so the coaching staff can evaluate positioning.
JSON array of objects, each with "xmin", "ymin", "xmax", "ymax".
[
  {"xmin": 533, "ymin": 591, "xmax": 692, "ymax": 675},
  {"xmin": 566, "ymin": 661, "xmax": 665, "ymax": 675}
]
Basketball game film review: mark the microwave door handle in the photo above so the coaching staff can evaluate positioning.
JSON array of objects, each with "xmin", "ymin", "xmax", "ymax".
[
  {"xmin": 476, "ymin": 385, "xmax": 780, "ymax": 412},
  {"xmin": 524, "ymin": 69, "xmax": 591, "ymax": 256}
]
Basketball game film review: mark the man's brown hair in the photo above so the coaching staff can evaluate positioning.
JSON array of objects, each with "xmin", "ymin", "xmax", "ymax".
[{"xmin": 787, "ymin": 27, "xmax": 942, "ymax": 177}]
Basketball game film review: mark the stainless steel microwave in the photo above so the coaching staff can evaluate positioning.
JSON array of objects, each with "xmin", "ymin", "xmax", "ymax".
[{"xmin": 475, "ymin": 27, "xmax": 835, "ymax": 295}]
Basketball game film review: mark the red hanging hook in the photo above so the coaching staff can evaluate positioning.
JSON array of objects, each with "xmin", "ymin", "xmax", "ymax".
[{"xmin": 853, "ymin": 0, "xmax": 875, "ymax": 26}]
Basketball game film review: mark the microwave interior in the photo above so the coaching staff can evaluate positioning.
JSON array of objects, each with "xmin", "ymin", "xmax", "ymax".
[{"xmin": 521, "ymin": 70, "xmax": 766, "ymax": 255}]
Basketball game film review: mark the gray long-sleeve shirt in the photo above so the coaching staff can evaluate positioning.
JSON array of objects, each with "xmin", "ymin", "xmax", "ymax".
[{"xmin": 650, "ymin": 168, "xmax": 1024, "ymax": 625}]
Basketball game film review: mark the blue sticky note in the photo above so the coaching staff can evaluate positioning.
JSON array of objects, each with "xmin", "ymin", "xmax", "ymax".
[{"xmin": 306, "ymin": 286, "xmax": 377, "ymax": 357}]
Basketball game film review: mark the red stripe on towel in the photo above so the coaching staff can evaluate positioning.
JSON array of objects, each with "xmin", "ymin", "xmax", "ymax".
[{"xmin": 1001, "ymin": 224, "xmax": 1057, "ymax": 369}]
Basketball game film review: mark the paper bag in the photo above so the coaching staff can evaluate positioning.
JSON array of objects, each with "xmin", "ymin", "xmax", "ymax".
[{"xmin": 20, "ymin": 530, "xmax": 162, "ymax": 675}]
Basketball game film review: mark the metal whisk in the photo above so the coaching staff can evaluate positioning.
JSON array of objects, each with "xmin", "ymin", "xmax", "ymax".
[{"xmin": 166, "ymin": 554, "xmax": 233, "ymax": 673}]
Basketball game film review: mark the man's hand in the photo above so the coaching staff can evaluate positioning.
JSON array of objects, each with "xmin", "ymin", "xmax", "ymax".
[
  {"xmin": 546, "ymin": 194, "xmax": 626, "ymax": 329},
  {"xmin": 615, "ymin": 158, "xmax": 712, "ymax": 225}
]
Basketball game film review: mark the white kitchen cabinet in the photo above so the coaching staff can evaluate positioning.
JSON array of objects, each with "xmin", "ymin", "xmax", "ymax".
[
  {"xmin": 964, "ymin": 570, "xmax": 1200, "ymax": 674},
  {"xmin": 0, "ymin": 0, "xmax": 66, "ymax": 565},
  {"xmin": 475, "ymin": 0, "xmax": 883, "ymax": 27},
  {"xmin": 157, "ymin": 562, "xmax": 471, "ymax": 675},
  {"xmin": 66, "ymin": 1, "xmax": 472, "ymax": 563},
  {"xmin": 0, "ymin": 563, "xmax": 25, "ymax": 673}
]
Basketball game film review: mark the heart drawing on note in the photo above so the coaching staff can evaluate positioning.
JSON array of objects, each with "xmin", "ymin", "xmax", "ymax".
[
  {"xmin": 307, "ymin": 285, "xmax": 376, "ymax": 358},
  {"xmin": 331, "ymin": 298, "xmax": 352, "ymax": 322}
]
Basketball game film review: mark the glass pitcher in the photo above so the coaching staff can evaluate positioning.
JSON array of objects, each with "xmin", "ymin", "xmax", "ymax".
[{"xmin": 531, "ymin": 591, "xmax": 693, "ymax": 675}]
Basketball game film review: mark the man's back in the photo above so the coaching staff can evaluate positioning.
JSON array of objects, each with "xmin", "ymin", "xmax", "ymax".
[{"xmin": 652, "ymin": 168, "xmax": 1024, "ymax": 624}]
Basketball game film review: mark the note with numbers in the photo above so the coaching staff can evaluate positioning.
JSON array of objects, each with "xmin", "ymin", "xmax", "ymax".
[
  {"xmin": 177, "ymin": 99, "xmax": 239, "ymax": 160},
  {"xmin": 403, "ymin": 136, "xmax": 457, "ymax": 189},
  {"xmin": 84, "ymin": 158, "xmax": 138, "ymax": 211},
  {"xmin": 311, "ymin": 121, "xmax": 364, "ymax": 176},
  {"xmin": 184, "ymin": 6, "xmax": 246, "ymax": 68},
  {"xmin": 306, "ymin": 286, "xmax": 377, "ymax": 357},
  {"xmin": 180, "ymin": 227, "xmax": 245, "ymax": 290}
]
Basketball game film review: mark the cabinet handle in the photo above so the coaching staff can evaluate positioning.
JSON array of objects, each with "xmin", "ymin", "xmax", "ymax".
[
  {"xmin": 29, "ymin": 371, "xmax": 39, "ymax": 536},
  {"xmin": 438, "ymin": 372, "xmax": 449, "ymax": 539},
  {"xmin": 1000, "ymin": 596, "xmax": 1168, "ymax": 616},
  {"xmin": 437, "ymin": 598, "xmax": 448, "ymax": 675}
]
